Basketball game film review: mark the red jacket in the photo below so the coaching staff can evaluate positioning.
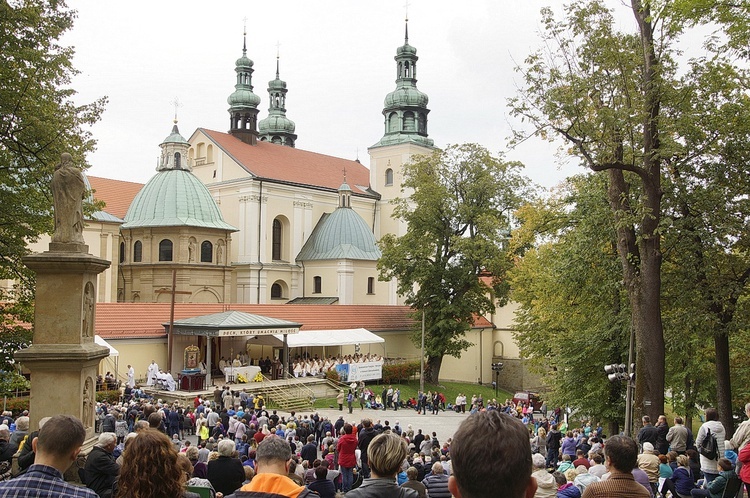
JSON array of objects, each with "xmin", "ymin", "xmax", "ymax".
[
  {"xmin": 739, "ymin": 444, "xmax": 750, "ymax": 483},
  {"xmin": 337, "ymin": 432, "xmax": 358, "ymax": 468}
]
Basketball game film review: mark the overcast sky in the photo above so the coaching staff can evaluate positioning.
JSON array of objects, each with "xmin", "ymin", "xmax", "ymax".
[{"xmin": 63, "ymin": 0, "xmax": 640, "ymax": 190}]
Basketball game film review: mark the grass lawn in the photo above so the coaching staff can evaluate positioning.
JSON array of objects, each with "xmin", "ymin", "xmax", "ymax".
[{"xmin": 313, "ymin": 379, "xmax": 513, "ymax": 409}]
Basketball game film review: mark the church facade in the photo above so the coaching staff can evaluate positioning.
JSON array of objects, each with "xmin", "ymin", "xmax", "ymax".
[{"xmin": 10, "ymin": 22, "xmax": 542, "ymax": 391}]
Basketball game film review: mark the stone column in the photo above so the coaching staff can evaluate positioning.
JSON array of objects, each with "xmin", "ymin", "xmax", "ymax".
[{"xmin": 15, "ymin": 250, "xmax": 110, "ymax": 441}]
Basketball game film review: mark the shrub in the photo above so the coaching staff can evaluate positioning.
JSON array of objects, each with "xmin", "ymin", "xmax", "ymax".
[
  {"xmin": 96, "ymin": 390, "xmax": 121, "ymax": 404},
  {"xmin": 382, "ymin": 361, "xmax": 420, "ymax": 384},
  {"xmin": 325, "ymin": 369, "xmax": 340, "ymax": 382},
  {"xmin": 3, "ymin": 397, "xmax": 29, "ymax": 415}
]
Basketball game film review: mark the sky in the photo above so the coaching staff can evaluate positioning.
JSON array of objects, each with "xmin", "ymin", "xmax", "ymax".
[{"xmin": 62, "ymin": 0, "xmax": 639, "ymax": 190}]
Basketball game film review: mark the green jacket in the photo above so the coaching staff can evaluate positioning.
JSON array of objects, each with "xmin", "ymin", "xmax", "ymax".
[{"xmin": 708, "ymin": 469, "xmax": 737, "ymax": 498}]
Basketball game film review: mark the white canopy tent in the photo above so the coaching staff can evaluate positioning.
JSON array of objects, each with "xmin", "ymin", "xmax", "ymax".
[
  {"xmin": 95, "ymin": 334, "xmax": 119, "ymax": 378},
  {"xmin": 285, "ymin": 328, "xmax": 384, "ymax": 348}
]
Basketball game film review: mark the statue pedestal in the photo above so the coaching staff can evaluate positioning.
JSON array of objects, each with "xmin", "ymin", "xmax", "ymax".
[{"xmin": 16, "ymin": 250, "xmax": 110, "ymax": 440}]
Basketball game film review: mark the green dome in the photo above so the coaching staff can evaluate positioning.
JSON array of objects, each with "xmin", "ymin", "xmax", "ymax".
[
  {"xmin": 269, "ymin": 77, "xmax": 287, "ymax": 90},
  {"xmin": 161, "ymin": 123, "xmax": 189, "ymax": 145},
  {"xmin": 384, "ymin": 86, "xmax": 429, "ymax": 108},
  {"xmin": 228, "ymin": 88, "xmax": 261, "ymax": 108},
  {"xmin": 297, "ymin": 208, "xmax": 381, "ymax": 261},
  {"xmin": 397, "ymin": 42, "xmax": 417, "ymax": 56},
  {"xmin": 235, "ymin": 54, "xmax": 253, "ymax": 69},
  {"xmin": 259, "ymin": 114, "xmax": 296, "ymax": 134},
  {"xmin": 123, "ymin": 169, "xmax": 237, "ymax": 230}
]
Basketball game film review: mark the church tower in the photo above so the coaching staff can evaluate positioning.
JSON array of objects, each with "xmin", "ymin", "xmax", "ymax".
[
  {"xmin": 227, "ymin": 29, "xmax": 261, "ymax": 145},
  {"xmin": 259, "ymin": 53, "xmax": 297, "ymax": 147},
  {"xmin": 369, "ymin": 17, "xmax": 435, "ymax": 243}
]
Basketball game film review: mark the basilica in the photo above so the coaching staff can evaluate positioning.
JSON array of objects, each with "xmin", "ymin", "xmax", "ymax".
[{"xmin": 18, "ymin": 22, "xmax": 536, "ymax": 390}]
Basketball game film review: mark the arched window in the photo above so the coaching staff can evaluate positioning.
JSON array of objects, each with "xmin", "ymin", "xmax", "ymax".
[
  {"xmin": 403, "ymin": 111, "xmax": 415, "ymax": 131},
  {"xmin": 200, "ymin": 241, "xmax": 213, "ymax": 263},
  {"xmin": 367, "ymin": 277, "xmax": 375, "ymax": 295},
  {"xmin": 206, "ymin": 144, "xmax": 214, "ymax": 163},
  {"xmin": 272, "ymin": 219, "xmax": 282, "ymax": 261},
  {"xmin": 271, "ymin": 283, "xmax": 283, "ymax": 299},
  {"xmin": 388, "ymin": 112, "xmax": 399, "ymax": 133},
  {"xmin": 158, "ymin": 239, "xmax": 173, "ymax": 261},
  {"xmin": 119, "ymin": 242, "xmax": 125, "ymax": 264},
  {"xmin": 385, "ymin": 168, "xmax": 394, "ymax": 186},
  {"xmin": 133, "ymin": 240, "xmax": 142, "ymax": 262},
  {"xmin": 313, "ymin": 276, "xmax": 322, "ymax": 294},
  {"xmin": 174, "ymin": 152, "xmax": 181, "ymax": 169}
]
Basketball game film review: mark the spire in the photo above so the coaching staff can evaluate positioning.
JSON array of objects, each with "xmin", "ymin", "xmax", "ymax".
[
  {"xmin": 371, "ymin": 15, "xmax": 434, "ymax": 149},
  {"xmin": 227, "ymin": 22, "xmax": 261, "ymax": 145},
  {"xmin": 258, "ymin": 44, "xmax": 297, "ymax": 147}
]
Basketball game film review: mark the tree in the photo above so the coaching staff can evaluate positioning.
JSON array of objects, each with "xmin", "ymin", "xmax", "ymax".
[
  {"xmin": 0, "ymin": 1, "xmax": 105, "ymax": 328},
  {"xmin": 378, "ymin": 143, "xmax": 533, "ymax": 383},
  {"xmin": 511, "ymin": 0, "xmax": 750, "ymax": 427},
  {"xmin": 510, "ymin": 174, "xmax": 632, "ymax": 435}
]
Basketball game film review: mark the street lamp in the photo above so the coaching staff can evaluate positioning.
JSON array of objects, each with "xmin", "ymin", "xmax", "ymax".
[
  {"xmin": 492, "ymin": 362, "xmax": 504, "ymax": 397},
  {"xmin": 420, "ymin": 311, "xmax": 425, "ymax": 393},
  {"xmin": 604, "ymin": 362, "xmax": 635, "ymax": 436}
]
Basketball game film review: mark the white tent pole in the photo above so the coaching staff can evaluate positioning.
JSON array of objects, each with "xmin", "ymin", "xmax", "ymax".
[{"xmin": 206, "ymin": 336, "xmax": 212, "ymax": 388}]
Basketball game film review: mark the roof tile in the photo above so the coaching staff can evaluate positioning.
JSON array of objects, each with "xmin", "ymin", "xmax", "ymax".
[{"xmin": 200, "ymin": 129, "xmax": 375, "ymax": 196}]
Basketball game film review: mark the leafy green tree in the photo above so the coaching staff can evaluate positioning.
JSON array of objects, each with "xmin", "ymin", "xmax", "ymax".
[
  {"xmin": 509, "ymin": 0, "xmax": 750, "ymax": 422},
  {"xmin": 510, "ymin": 174, "xmax": 632, "ymax": 435},
  {"xmin": 0, "ymin": 0, "xmax": 105, "ymax": 347},
  {"xmin": 378, "ymin": 144, "xmax": 533, "ymax": 383}
]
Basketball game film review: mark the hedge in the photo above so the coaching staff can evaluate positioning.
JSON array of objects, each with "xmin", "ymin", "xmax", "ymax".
[
  {"xmin": 2, "ymin": 397, "xmax": 29, "ymax": 415},
  {"xmin": 382, "ymin": 361, "xmax": 420, "ymax": 384},
  {"xmin": 96, "ymin": 390, "xmax": 121, "ymax": 404}
]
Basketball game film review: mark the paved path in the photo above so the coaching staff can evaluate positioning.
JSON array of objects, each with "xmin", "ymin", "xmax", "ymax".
[{"xmin": 178, "ymin": 405, "xmax": 471, "ymax": 449}]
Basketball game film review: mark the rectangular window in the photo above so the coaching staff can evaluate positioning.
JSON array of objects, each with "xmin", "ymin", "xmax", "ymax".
[
  {"xmin": 313, "ymin": 276, "xmax": 322, "ymax": 294},
  {"xmin": 367, "ymin": 277, "xmax": 375, "ymax": 294}
]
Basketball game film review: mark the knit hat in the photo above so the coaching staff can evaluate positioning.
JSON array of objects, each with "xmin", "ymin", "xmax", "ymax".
[{"xmin": 642, "ymin": 442, "xmax": 654, "ymax": 452}]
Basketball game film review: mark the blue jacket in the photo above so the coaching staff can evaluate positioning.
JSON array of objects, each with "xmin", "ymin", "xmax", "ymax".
[{"xmin": 557, "ymin": 483, "xmax": 581, "ymax": 498}]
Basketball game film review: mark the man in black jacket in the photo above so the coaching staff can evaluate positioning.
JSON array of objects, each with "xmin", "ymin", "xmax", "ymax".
[
  {"xmin": 357, "ymin": 419, "xmax": 380, "ymax": 478},
  {"xmin": 84, "ymin": 432, "xmax": 120, "ymax": 498},
  {"xmin": 300, "ymin": 435, "xmax": 318, "ymax": 467},
  {"xmin": 0, "ymin": 428, "xmax": 18, "ymax": 464}
]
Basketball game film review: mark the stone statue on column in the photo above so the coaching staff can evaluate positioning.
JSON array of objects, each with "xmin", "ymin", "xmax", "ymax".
[{"xmin": 51, "ymin": 152, "xmax": 86, "ymax": 246}]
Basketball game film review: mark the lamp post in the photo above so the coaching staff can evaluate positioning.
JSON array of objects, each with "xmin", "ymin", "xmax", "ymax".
[
  {"xmin": 604, "ymin": 361, "xmax": 635, "ymax": 436},
  {"xmin": 420, "ymin": 310, "xmax": 425, "ymax": 393},
  {"xmin": 492, "ymin": 362, "xmax": 503, "ymax": 397}
]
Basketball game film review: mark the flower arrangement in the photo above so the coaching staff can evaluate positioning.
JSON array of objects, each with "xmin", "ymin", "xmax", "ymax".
[
  {"xmin": 253, "ymin": 372, "xmax": 264, "ymax": 382},
  {"xmin": 236, "ymin": 373, "xmax": 248, "ymax": 383}
]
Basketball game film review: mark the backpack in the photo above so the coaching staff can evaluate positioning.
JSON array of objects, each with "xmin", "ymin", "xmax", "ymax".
[{"xmin": 698, "ymin": 427, "xmax": 718, "ymax": 460}]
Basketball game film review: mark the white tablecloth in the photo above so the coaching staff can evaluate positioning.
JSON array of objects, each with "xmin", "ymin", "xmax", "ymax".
[{"xmin": 224, "ymin": 365, "xmax": 261, "ymax": 383}]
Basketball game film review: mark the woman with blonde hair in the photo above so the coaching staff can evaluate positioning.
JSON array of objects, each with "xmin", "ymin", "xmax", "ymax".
[
  {"xmin": 532, "ymin": 427, "xmax": 548, "ymax": 457},
  {"xmin": 346, "ymin": 432, "xmax": 418, "ymax": 498},
  {"xmin": 114, "ymin": 429, "xmax": 199, "ymax": 498}
]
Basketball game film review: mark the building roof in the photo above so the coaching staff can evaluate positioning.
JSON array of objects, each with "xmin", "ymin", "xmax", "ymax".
[
  {"xmin": 170, "ymin": 310, "xmax": 301, "ymax": 330},
  {"xmin": 198, "ymin": 129, "xmax": 376, "ymax": 197},
  {"xmin": 93, "ymin": 303, "xmax": 493, "ymax": 340},
  {"xmin": 122, "ymin": 169, "xmax": 237, "ymax": 231},
  {"xmin": 296, "ymin": 209, "xmax": 381, "ymax": 261},
  {"xmin": 88, "ymin": 176, "xmax": 144, "ymax": 220}
]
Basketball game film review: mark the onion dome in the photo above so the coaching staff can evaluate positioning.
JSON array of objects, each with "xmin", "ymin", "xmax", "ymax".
[{"xmin": 371, "ymin": 18, "xmax": 433, "ymax": 149}]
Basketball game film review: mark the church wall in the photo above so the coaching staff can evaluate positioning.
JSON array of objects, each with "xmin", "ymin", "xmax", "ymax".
[
  {"xmin": 22, "ymin": 220, "xmax": 120, "ymax": 303},
  {"xmin": 120, "ymin": 226, "xmax": 233, "ymax": 303},
  {"xmin": 100, "ymin": 338, "xmax": 167, "ymax": 385}
]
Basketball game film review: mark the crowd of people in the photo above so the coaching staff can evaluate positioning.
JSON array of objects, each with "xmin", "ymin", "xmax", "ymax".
[{"xmin": 3, "ymin": 392, "xmax": 750, "ymax": 498}]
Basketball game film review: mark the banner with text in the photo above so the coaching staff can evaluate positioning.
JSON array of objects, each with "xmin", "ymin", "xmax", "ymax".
[{"xmin": 335, "ymin": 360, "xmax": 383, "ymax": 383}]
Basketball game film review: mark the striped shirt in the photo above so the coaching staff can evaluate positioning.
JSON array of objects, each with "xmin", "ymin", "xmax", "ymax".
[
  {"xmin": 0, "ymin": 464, "xmax": 99, "ymax": 498},
  {"xmin": 581, "ymin": 471, "xmax": 651, "ymax": 498}
]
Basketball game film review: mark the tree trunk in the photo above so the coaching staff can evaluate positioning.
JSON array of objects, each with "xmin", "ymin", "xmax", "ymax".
[
  {"xmin": 425, "ymin": 355, "xmax": 443, "ymax": 385},
  {"xmin": 715, "ymin": 332, "xmax": 733, "ymax": 436},
  {"xmin": 608, "ymin": 421, "xmax": 620, "ymax": 439}
]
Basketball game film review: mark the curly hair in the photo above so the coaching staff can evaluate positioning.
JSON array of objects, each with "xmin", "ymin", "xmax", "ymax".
[{"xmin": 115, "ymin": 429, "xmax": 185, "ymax": 498}]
